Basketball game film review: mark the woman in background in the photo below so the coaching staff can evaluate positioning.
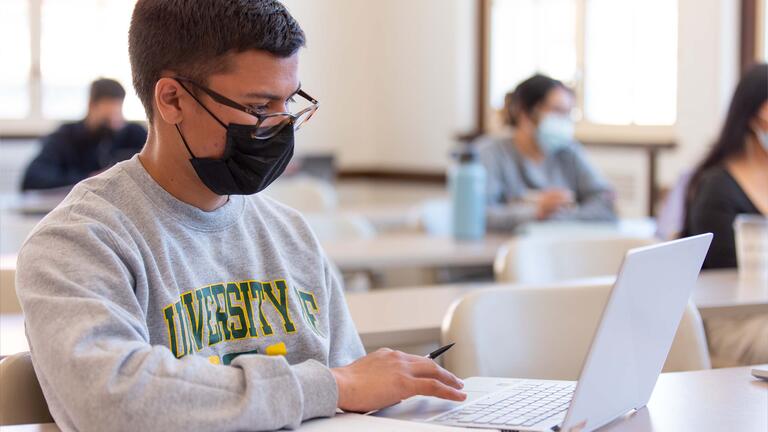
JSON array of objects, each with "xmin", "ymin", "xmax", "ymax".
[
  {"xmin": 683, "ymin": 63, "xmax": 768, "ymax": 268},
  {"xmin": 476, "ymin": 74, "xmax": 616, "ymax": 232},
  {"xmin": 683, "ymin": 63, "xmax": 768, "ymax": 368}
]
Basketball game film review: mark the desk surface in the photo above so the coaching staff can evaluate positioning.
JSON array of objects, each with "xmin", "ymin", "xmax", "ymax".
[
  {"xmin": 1, "ymin": 365, "xmax": 765, "ymax": 432},
  {"xmin": 690, "ymin": 269, "xmax": 768, "ymax": 317},
  {"xmin": 1, "ymin": 197, "xmax": 656, "ymax": 272},
  {"xmin": 322, "ymin": 219, "xmax": 656, "ymax": 272},
  {"xmin": 2, "ymin": 231, "xmax": 509, "ymax": 274},
  {"xmin": 2, "ymin": 270, "xmax": 763, "ymax": 356},
  {"xmin": 346, "ymin": 269, "xmax": 767, "ymax": 349},
  {"xmin": 323, "ymin": 233, "xmax": 510, "ymax": 271},
  {"xmin": 601, "ymin": 364, "xmax": 767, "ymax": 432}
]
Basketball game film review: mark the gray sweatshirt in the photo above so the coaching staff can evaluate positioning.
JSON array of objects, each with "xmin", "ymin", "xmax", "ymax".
[
  {"xmin": 15, "ymin": 155, "xmax": 365, "ymax": 432},
  {"xmin": 476, "ymin": 135, "xmax": 617, "ymax": 231}
]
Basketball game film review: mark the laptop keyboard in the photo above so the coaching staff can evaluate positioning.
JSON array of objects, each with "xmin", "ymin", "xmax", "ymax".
[{"xmin": 432, "ymin": 381, "xmax": 575, "ymax": 428}]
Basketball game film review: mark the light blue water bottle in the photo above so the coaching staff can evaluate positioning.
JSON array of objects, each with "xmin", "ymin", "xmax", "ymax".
[{"xmin": 449, "ymin": 145, "xmax": 486, "ymax": 241}]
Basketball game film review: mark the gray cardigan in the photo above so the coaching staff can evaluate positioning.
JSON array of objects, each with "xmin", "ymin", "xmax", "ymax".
[{"xmin": 476, "ymin": 135, "xmax": 617, "ymax": 232}]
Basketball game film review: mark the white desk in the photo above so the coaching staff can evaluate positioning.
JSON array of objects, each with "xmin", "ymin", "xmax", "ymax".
[
  {"xmin": 689, "ymin": 269, "xmax": 768, "ymax": 318},
  {"xmin": 0, "ymin": 191, "xmax": 70, "ymax": 256},
  {"xmin": 1, "ymin": 365, "xmax": 765, "ymax": 432},
  {"xmin": 346, "ymin": 270, "xmax": 768, "ymax": 349},
  {"xmin": 0, "ymin": 213, "xmax": 41, "ymax": 257},
  {"xmin": 322, "ymin": 233, "xmax": 510, "ymax": 272},
  {"xmin": 1, "ymin": 198, "xmax": 655, "ymax": 274},
  {"xmin": 2, "ymin": 270, "xmax": 764, "ymax": 356},
  {"xmin": 1, "ymin": 230, "xmax": 509, "ymax": 278},
  {"xmin": 335, "ymin": 203, "xmax": 420, "ymax": 232},
  {"xmin": 323, "ymin": 218, "xmax": 652, "ymax": 282},
  {"xmin": 0, "ymin": 314, "xmax": 26, "ymax": 357},
  {"xmin": 600, "ymin": 364, "xmax": 767, "ymax": 432},
  {"xmin": 0, "ymin": 232, "xmax": 508, "ymax": 318}
]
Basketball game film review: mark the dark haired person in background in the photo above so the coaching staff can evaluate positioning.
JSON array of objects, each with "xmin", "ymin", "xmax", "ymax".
[
  {"xmin": 683, "ymin": 63, "xmax": 768, "ymax": 268},
  {"xmin": 683, "ymin": 63, "xmax": 768, "ymax": 368},
  {"xmin": 477, "ymin": 74, "xmax": 616, "ymax": 231},
  {"xmin": 20, "ymin": 78, "xmax": 147, "ymax": 191},
  {"xmin": 16, "ymin": 1, "xmax": 464, "ymax": 431}
]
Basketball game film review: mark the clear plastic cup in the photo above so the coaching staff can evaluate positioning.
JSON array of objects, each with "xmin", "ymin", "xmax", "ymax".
[{"xmin": 733, "ymin": 215, "xmax": 768, "ymax": 281}]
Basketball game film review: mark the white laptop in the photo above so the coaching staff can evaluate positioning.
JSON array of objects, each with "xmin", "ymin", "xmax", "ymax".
[{"xmin": 376, "ymin": 234, "xmax": 713, "ymax": 432}]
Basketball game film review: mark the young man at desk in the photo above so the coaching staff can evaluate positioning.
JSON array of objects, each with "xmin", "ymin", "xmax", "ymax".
[
  {"xmin": 21, "ymin": 78, "xmax": 147, "ymax": 191},
  {"xmin": 15, "ymin": 1, "xmax": 465, "ymax": 431}
]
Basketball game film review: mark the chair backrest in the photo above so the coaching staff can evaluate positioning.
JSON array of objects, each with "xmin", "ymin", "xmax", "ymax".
[
  {"xmin": 494, "ymin": 235, "xmax": 658, "ymax": 283},
  {"xmin": 441, "ymin": 284, "xmax": 710, "ymax": 380},
  {"xmin": 0, "ymin": 352, "xmax": 53, "ymax": 426},
  {"xmin": 414, "ymin": 198, "xmax": 451, "ymax": 236},
  {"xmin": 262, "ymin": 176, "xmax": 338, "ymax": 213},
  {"xmin": 302, "ymin": 213, "xmax": 377, "ymax": 292},
  {"xmin": 655, "ymin": 171, "xmax": 692, "ymax": 240},
  {"xmin": 303, "ymin": 213, "xmax": 377, "ymax": 243},
  {"xmin": 1, "ymin": 255, "xmax": 21, "ymax": 313}
]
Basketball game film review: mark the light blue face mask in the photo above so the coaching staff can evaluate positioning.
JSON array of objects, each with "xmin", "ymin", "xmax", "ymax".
[
  {"xmin": 536, "ymin": 113, "xmax": 574, "ymax": 154},
  {"xmin": 756, "ymin": 129, "xmax": 768, "ymax": 152}
]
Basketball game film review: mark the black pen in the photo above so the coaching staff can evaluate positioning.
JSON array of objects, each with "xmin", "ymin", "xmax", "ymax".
[{"xmin": 426, "ymin": 342, "xmax": 455, "ymax": 360}]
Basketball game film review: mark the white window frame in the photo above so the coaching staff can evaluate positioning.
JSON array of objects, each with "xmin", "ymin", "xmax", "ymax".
[
  {"xmin": 0, "ymin": 0, "xmax": 50, "ymax": 136},
  {"xmin": 758, "ymin": 0, "xmax": 767, "ymax": 61},
  {"xmin": 0, "ymin": 0, "xmax": 146, "ymax": 138},
  {"xmin": 484, "ymin": 0, "xmax": 677, "ymax": 144}
]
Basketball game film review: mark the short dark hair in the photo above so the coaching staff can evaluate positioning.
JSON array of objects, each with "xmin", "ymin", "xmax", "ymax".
[
  {"xmin": 128, "ymin": 0, "xmax": 306, "ymax": 121},
  {"xmin": 504, "ymin": 74, "xmax": 569, "ymax": 126},
  {"xmin": 89, "ymin": 78, "xmax": 126, "ymax": 104}
]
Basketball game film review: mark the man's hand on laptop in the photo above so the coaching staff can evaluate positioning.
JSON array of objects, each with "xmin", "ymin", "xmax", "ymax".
[{"xmin": 331, "ymin": 348, "xmax": 467, "ymax": 413}]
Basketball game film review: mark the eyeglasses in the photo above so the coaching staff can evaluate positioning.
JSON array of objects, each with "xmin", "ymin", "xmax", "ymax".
[{"xmin": 174, "ymin": 76, "xmax": 319, "ymax": 140}]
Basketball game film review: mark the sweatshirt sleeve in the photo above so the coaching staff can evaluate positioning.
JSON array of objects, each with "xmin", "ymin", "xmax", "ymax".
[
  {"xmin": 323, "ymin": 258, "xmax": 366, "ymax": 366},
  {"xmin": 16, "ymin": 220, "xmax": 338, "ymax": 432},
  {"xmin": 485, "ymin": 204, "xmax": 538, "ymax": 232},
  {"xmin": 477, "ymin": 139, "xmax": 538, "ymax": 232},
  {"xmin": 551, "ymin": 145, "xmax": 617, "ymax": 222}
]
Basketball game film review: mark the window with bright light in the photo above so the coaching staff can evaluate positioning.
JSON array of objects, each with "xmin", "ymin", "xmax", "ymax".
[
  {"xmin": 489, "ymin": 0, "xmax": 678, "ymax": 128},
  {"xmin": 584, "ymin": 0, "xmax": 677, "ymax": 125},
  {"xmin": 489, "ymin": 0, "xmax": 578, "ymax": 109},
  {"xmin": 0, "ymin": 0, "xmax": 143, "ymax": 128},
  {"xmin": 763, "ymin": 0, "xmax": 768, "ymax": 61},
  {"xmin": 41, "ymin": 0, "xmax": 142, "ymax": 120},
  {"xmin": 0, "ymin": 0, "xmax": 31, "ymax": 119}
]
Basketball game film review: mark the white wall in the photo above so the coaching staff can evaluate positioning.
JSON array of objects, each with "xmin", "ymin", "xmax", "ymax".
[
  {"xmin": 3, "ymin": 1, "xmax": 737, "ymax": 191},
  {"xmin": 282, "ymin": 0, "xmax": 478, "ymax": 172},
  {"xmin": 662, "ymin": 0, "xmax": 740, "ymax": 186},
  {"xmin": 285, "ymin": 0, "xmax": 740, "ymax": 188},
  {"xmin": 585, "ymin": 0, "xmax": 740, "ymax": 216}
]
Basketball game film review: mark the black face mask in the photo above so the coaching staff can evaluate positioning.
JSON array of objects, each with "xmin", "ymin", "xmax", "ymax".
[{"xmin": 175, "ymin": 107, "xmax": 295, "ymax": 196}]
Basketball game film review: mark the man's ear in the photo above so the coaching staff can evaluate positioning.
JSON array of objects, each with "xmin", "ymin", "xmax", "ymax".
[{"xmin": 154, "ymin": 77, "xmax": 185, "ymax": 125}]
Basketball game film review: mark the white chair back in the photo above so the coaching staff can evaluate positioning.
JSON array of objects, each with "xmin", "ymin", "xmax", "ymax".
[
  {"xmin": 0, "ymin": 256, "xmax": 19, "ymax": 313},
  {"xmin": 494, "ymin": 236, "xmax": 658, "ymax": 283},
  {"xmin": 303, "ymin": 213, "xmax": 377, "ymax": 292},
  {"xmin": 413, "ymin": 198, "xmax": 451, "ymax": 236},
  {"xmin": 303, "ymin": 213, "xmax": 376, "ymax": 243},
  {"xmin": 441, "ymin": 283, "xmax": 710, "ymax": 380},
  {"xmin": 263, "ymin": 176, "xmax": 338, "ymax": 213}
]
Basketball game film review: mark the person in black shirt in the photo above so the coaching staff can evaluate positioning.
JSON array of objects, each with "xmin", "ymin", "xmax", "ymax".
[
  {"xmin": 683, "ymin": 63, "xmax": 768, "ymax": 269},
  {"xmin": 21, "ymin": 78, "xmax": 147, "ymax": 191},
  {"xmin": 683, "ymin": 64, "xmax": 768, "ymax": 368}
]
